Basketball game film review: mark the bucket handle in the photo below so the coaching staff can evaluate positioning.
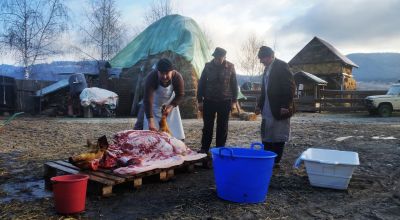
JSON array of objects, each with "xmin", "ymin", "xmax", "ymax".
[
  {"xmin": 250, "ymin": 142, "xmax": 264, "ymax": 150},
  {"xmin": 218, "ymin": 147, "xmax": 234, "ymax": 158}
]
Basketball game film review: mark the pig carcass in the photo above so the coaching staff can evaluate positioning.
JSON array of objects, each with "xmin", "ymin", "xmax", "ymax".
[{"xmin": 100, "ymin": 130, "xmax": 206, "ymax": 175}]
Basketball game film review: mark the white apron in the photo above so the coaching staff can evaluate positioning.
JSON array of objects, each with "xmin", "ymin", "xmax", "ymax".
[
  {"xmin": 261, "ymin": 61, "xmax": 291, "ymax": 142},
  {"xmin": 143, "ymin": 84, "xmax": 185, "ymax": 140}
]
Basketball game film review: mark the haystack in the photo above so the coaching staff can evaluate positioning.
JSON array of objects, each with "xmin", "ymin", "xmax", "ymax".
[{"xmin": 110, "ymin": 14, "xmax": 211, "ymax": 118}]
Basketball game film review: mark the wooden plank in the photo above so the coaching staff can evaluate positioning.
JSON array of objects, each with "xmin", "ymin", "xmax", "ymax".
[
  {"xmin": 43, "ymin": 163, "xmax": 57, "ymax": 190},
  {"xmin": 102, "ymin": 186, "xmax": 113, "ymax": 196},
  {"xmin": 321, "ymin": 90, "xmax": 386, "ymax": 96},
  {"xmin": 318, "ymin": 98, "xmax": 365, "ymax": 103},
  {"xmin": 45, "ymin": 161, "xmax": 115, "ymax": 185},
  {"xmin": 167, "ymin": 169, "xmax": 174, "ymax": 179},
  {"xmin": 55, "ymin": 161, "xmax": 125, "ymax": 184},
  {"xmin": 46, "ymin": 161, "xmax": 80, "ymax": 174},
  {"xmin": 124, "ymin": 168, "xmax": 164, "ymax": 181},
  {"xmin": 121, "ymin": 158, "xmax": 205, "ymax": 181}
]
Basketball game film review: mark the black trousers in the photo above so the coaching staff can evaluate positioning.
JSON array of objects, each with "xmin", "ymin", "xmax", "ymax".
[
  {"xmin": 201, "ymin": 100, "xmax": 231, "ymax": 151},
  {"xmin": 262, "ymin": 142, "xmax": 285, "ymax": 164}
]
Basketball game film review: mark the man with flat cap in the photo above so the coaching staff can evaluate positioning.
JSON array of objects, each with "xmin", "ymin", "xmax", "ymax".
[
  {"xmin": 197, "ymin": 47, "xmax": 238, "ymax": 153},
  {"xmin": 255, "ymin": 46, "xmax": 295, "ymax": 167},
  {"xmin": 143, "ymin": 58, "xmax": 185, "ymax": 140}
]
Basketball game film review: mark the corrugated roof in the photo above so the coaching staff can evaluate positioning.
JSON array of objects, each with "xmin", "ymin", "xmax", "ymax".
[
  {"xmin": 289, "ymin": 37, "xmax": 359, "ymax": 68},
  {"xmin": 35, "ymin": 79, "xmax": 69, "ymax": 96},
  {"xmin": 294, "ymin": 71, "xmax": 328, "ymax": 85}
]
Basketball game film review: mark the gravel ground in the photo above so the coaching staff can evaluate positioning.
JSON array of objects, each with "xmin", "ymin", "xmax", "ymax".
[{"xmin": 0, "ymin": 112, "xmax": 399, "ymax": 219}]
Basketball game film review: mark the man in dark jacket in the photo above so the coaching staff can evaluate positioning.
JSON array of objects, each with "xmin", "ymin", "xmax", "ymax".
[
  {"xmin": 255, "ymin": 46, "xmax": 295, "ymax": 165},
  {"xmin": 197, "ymin": 47, "xmax": 238, "ymax": 153},
  {"xmin": 68, "ymin": 73, "xmax": 88, "ymax": 116}
]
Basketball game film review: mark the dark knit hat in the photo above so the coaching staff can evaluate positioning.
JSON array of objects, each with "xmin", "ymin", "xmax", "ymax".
[
  {"xmin": 258, "ymin": 46, "xmax": 274, "ymax": 58},
  {"xmin": 212, "ymin": 47, "xmax": 227, "ymax": 57},
  {"xmin": 157, "ymin": 58, "xmax": 173, "ymax": 72}
]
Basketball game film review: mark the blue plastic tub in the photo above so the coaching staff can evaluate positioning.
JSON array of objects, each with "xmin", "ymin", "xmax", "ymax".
[{"xmin": 210, "ymin": 143, "xmax": 277, "ymax": 203}]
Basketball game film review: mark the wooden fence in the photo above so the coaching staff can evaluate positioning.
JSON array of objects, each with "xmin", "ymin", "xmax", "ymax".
[
  {"xmin": 318, "ymin": 89, "xmax": 387, "ymax": 112},
  {"xmin": 240, "ymin": 89, "xmax": 388, "ymax": 113},
  {"xmin": 15, "ymin": 80, "xmax": 53, "ymax": 113}
]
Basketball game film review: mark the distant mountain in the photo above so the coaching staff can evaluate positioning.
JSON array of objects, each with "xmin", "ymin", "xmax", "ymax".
[{"xmin": 347, "ymin": 53, "xmax": 400, "ymax": 82}]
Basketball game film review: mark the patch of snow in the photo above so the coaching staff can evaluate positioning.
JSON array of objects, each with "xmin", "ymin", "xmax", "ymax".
[
  {"xmin": 372, "ymin": 136, "xmax": 397, "ymax": 140},
  {"xmin": 335, "ymin": 136, "xmax": 353, "ymax": 141}
]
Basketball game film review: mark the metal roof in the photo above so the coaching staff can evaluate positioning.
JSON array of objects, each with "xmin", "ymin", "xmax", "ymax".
[
  {"xmin": 294, "ymin": 71, "xmax": 328, "ymax": 85},
  {"xmin": 35, "ymin": 79, "xmax": 69, "ymax": 97}
]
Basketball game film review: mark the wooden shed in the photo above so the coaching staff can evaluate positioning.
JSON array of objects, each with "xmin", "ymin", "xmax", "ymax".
[
  {"xmin": 294, "ymin": 71, "xmax": 327, "ymax": 112},
  {"xmin": 289, "ymin": 37, "xmax": 359, "ymax": 90}
]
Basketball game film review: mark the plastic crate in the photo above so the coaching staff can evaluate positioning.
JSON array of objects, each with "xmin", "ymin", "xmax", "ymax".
[{"xmin": 295, "ymin": 148, "xmax": 359, "ymax": 190}]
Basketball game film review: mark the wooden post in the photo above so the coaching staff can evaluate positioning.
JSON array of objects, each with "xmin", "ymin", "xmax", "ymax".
[
  {"xmin": 102, "ymin": 185, "xmax": 113, "ymax": 196},
  {"xmin": 43, "ymin": 164, "xmax": 57, "ymax": 190},
  {"xmin": 186, "ymin": 164, "xmax": 195, "ymax": 172},
  {"xmin": 159, "ymin": 171, "xmax": 167, "ymax": 181},
  {"xmin": 133, "ymin": 178, "xmax": 142, "ymax": 188},
  {"xmin": 167, "ymin": 169, "xmax": 174, "ymax": 179}
]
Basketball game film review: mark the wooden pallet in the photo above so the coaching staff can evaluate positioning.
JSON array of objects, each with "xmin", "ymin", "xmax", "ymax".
[{"xmin": 44, "ymin": 157, "xmax": 211, "ymax": 196}]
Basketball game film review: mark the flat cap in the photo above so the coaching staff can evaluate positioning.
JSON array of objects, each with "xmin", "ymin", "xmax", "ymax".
[
  {"xmin": 157, "ymin": 58, "xmax": 173, "ymax": 72},
  {"xmin": 258, "ymin": 46, "xmax": 274, "ymax": 58},
  {"xmin": 212, "ymin": 47, "xmax": 227, "ymax": 57}
]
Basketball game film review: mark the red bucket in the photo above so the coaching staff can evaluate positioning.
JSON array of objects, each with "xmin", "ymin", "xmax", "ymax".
[{"xmin": 51, "ymin": 174, "xmax": 89, "ymax": 214}]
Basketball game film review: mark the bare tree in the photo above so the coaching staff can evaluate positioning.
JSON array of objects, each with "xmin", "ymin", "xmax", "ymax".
[
  {"xmin": 200, "ymin": 25, "xmax": 214, "ymax": 50},
  {"xmin": 239, "ymin": 33, "xmax": 265, "ymax": 82},
  {"xmin": 80, "ymin": 0, "xmax": 127, "ymax": 61},
  {"xmin": 144, "ymin": 0, "xmax": 175, "ymax": 26},
  {"xmin": 0, "ymin": 0, "xmax": 69, "ymax": 78}
]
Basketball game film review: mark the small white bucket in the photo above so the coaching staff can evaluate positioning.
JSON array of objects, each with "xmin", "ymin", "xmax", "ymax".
[{"xmin": 294, "ymin": 148, "xmax": 360, "ymax": 190}]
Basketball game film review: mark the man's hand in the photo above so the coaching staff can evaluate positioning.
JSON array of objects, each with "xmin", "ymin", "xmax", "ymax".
[
  {"xmin": 148, "ymin": 118, "xmax": 158, "ymax": 131},
  {"xmin": 198, "ymin": 102, "xmax": 203, "ymax": 112},
  {"xmin": 255, "ymin": 107, "xmax": 261, "ymax": 115},
  {"xmin": 161, "ymin": 104, "xmax": 174, "ymax": 117},
  {"xmin": 280, "ymin": 108, "xmax": 289, "ymax": 116}
]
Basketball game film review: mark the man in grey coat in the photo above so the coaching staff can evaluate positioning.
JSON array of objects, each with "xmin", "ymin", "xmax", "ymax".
[{"xmin": 255, "ymin": 46, "xmax": 295, "ymax": 166}]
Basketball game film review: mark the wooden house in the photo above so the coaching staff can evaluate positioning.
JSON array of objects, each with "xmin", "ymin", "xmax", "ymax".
[{"xmin": 289, "ymin": 37, "xmax": 359, "ymax": 90}]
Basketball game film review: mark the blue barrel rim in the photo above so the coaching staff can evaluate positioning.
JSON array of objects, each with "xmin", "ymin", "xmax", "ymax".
[{"xmin": 210, "ymin": 147, "xmax": 277, "ymax": 159}]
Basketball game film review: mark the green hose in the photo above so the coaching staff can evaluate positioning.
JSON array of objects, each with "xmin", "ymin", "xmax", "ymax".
[{"xmin": 1, "ymin": 112, "xmax": 24, "ymax": 127}]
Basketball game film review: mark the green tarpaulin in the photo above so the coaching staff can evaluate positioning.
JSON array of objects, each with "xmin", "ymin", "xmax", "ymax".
[{"xmin": 110, "ymin": 14, "xmax": 211, "ymax": 78}]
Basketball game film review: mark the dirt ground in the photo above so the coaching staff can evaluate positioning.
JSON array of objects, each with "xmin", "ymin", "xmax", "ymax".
[{"xmin": 0, "ymin": 113, "xmax": 400, "ymax": 219}]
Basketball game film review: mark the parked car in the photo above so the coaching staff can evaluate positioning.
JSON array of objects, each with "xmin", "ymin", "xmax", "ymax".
[{"xmin": 364, "ymin": 83, "xmax": 400, "ymax": 117}]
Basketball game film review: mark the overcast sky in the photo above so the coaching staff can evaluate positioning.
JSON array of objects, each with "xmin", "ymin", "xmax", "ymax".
[{"xmin": 2, "ymin": 0, "xmax": 400, "ymax": 72}]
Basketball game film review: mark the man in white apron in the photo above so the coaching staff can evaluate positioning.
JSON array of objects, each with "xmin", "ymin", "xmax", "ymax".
[{"xmin": 143, "ymin": 58, "xmax": 185, "ymax": 140}]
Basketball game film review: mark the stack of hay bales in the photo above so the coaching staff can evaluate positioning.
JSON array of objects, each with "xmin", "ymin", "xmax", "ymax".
[{"xmin": 110, "ymin": 14, "xmax": 211, "ymax": 118}]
